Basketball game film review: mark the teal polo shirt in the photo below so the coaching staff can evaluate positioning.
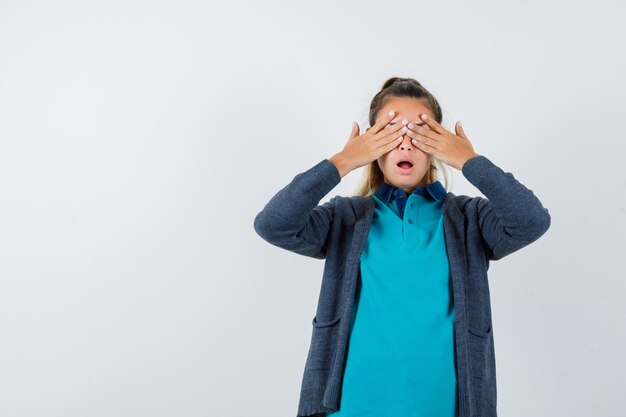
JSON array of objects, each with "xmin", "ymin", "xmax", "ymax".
[{"xmin": 327, "ymin": 180, "xmax": 459, "ymax": 417}]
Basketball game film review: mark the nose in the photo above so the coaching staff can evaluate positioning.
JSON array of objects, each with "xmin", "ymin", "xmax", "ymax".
[
  {"xmin": 399, "ymin": 133, "xmax": 413, "ymax": 150},
  {"xmin": 398, "ymin": 123, "xmax": 429, "ymax": 149}
]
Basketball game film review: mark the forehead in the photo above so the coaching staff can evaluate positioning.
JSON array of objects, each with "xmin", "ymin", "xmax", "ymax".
[{"xmin": 380, "ymin": 96, "xmax": 433, "ymax": 122}]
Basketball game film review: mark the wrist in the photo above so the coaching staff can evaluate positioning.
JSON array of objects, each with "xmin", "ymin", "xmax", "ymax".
[
  {"xmin": 459, "ymin": 153, "xmax": 480, "ymax": 170},
  {"xmin": 329, "ymin": 152, "xmax": 353, "ymax": 178}
]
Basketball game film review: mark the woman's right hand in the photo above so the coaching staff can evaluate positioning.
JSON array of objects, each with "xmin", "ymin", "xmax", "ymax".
[{"xmin": 329, "ymin": 110, "xmax": 408, "ymax": 177}]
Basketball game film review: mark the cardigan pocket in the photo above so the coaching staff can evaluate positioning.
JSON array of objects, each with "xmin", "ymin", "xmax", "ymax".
[
  {"xmin": 312, "ymin": 316, "xmax": 341, "ymax": 327},
  {"xmin": 306, "ymin": 316, "xmax": 341, "ymax": 371},
  {"xmin": 467, "ymin": 325, "xmax": 492, "ymax": 379}
]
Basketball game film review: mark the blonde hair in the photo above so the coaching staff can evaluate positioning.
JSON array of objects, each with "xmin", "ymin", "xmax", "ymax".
[{"xmin": 353, "ymin": 77, "xmax": 452, "ymax": 197}]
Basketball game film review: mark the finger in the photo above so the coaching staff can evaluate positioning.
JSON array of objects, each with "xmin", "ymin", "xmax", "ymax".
[
  {"xmin": 406, "ymin": 127, "xmax": 434, "ymax": 142},
  {"xmin": 377, "ymin": 122, "xmax": 408, "ymax": 143},
  {"xmin": 377, "ymin": 118, "xmax": 408, "ymax": 139},
  {"xmin": 378, "ymin": 130, "xmax": 405, "ymax": 152},
  {"xmin": 417, "ymin": 113, "xmax": 447, "ymax": 135},
  {"xmin": 407, "ymin": 122, "xmax": 439, "ymax": 142},
  {"xmin": 455, "ymin": 120, "xmax": 467, "ymax": 139},
  {"xmin": 349, "ymin": 121, "xmax": 360, "ymax": 139},
  {"xmin": 410, "ymin": 134, "xmax": 437, "ymax": 154},
  {"xmin": 408, "ymin": 121, "xmax": 427, "ymax": 130},
  {"xmin": 384, "ymin": 118, "xmax": 411, "ymax": 131},
  {"xmin": 369, "ymin": 110, "xmax": 399, "ymax": 135},
  {"xmin": 409, "ymin": 131, "xmax": 439, "ymax": 151}
]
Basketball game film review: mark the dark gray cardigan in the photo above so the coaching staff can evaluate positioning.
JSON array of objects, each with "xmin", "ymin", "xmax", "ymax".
[{"xmin": 253, "ymin": 155, "xmax": 551, "ymax": 417}]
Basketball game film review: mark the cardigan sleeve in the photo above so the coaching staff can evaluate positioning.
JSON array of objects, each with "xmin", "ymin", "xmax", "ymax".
[
  {"xmin": 461, "ymin": 155, "xmax": 551, "ymax": 261},
  {"xmin": 253, "ymin": 158, "xmax": 342, "ymax": 259}
]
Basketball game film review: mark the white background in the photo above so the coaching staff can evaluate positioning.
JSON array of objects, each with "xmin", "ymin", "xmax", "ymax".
[{"xmin": 0, "ymin": 1, "xmax": 624, "ymax": 416}]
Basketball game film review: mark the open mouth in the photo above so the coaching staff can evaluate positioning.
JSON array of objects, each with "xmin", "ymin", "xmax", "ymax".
[{"xmin": 397, "ymin": 161, "xmax": 414, "ymax": 171}]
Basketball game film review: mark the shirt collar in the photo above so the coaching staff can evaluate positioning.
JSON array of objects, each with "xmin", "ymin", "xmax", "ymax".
[{"xmin": 374, "ymin": 180, "xmax": 447, "ymax": 204}]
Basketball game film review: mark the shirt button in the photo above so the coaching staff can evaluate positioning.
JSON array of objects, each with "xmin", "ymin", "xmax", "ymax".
[{"xmin": 408, "ymin": 219, "xmax": 413, "ymax": 224}]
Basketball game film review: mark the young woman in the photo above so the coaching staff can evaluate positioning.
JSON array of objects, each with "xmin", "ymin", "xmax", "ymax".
[{"xmin": 254, "ymin": 77, "xmax": 551, "ymax": 417}]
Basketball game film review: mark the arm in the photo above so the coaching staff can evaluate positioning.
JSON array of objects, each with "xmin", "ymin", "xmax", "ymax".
[
  {"xmin": 461, "ymin": 155, "xmax": 551, "ymax": 261},
  {"xmin": 253, "ymin": 158, "xmax": 342, "ymax": 259}
]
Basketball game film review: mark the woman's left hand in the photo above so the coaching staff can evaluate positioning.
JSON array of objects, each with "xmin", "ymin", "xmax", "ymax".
[{"xmin": 406, "ymin": 113, "xmax": 480, "ymax": 171}]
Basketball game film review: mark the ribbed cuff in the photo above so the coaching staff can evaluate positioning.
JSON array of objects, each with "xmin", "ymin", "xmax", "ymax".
[
  {"xmin": 297, "ymin": 385, "xmax": 330, "ymax": 417},
  {"xmin": 318, "ymin": 158, "xmax": 342, "ymax": 190},
  {"xmin": 460, "ymin": 154, "xmax": 502, "ymax": 192}
]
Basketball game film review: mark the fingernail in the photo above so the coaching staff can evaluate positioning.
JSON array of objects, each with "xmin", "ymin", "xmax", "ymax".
[
  {"xmin": 421, "ymin": 114, "xmax": 428, "ymax": 120},
  {"xmin": 458, "ymin": 120, "xmax": 463, "ymax": 127},
  {"xmin": 402, "ymin": 119, "xmax": 408, "ymax": 125},
  {"xmin": 408, "ymin": 123, "xmax": 414, "ymax": 128},
  {"xmin": 388, "ymin": 111, "xmax": 395, "ymax": 116}
]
